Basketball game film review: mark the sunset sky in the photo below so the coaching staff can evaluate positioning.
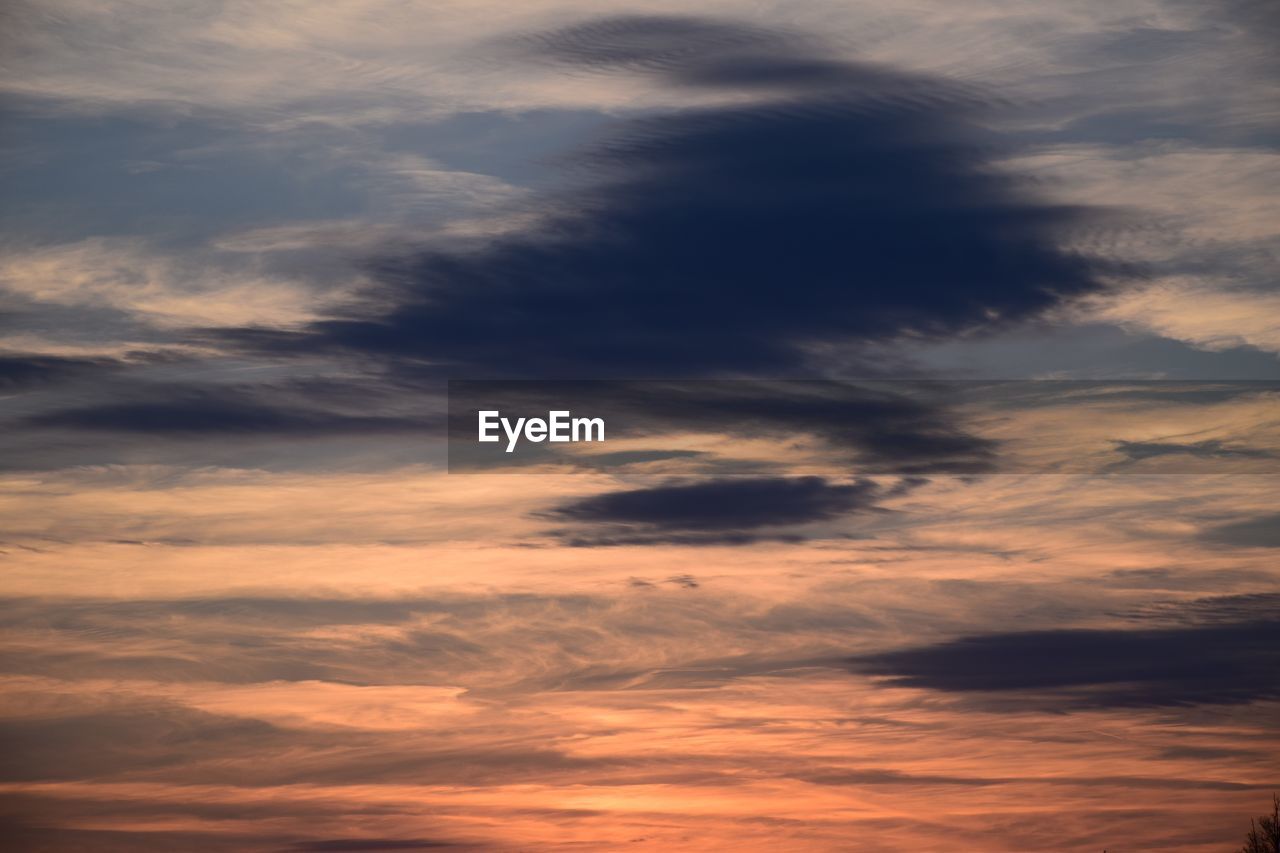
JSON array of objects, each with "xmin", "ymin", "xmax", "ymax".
[{"xmin": 1, "ymin": 2, "xmax": 1278, "ymax": 851}]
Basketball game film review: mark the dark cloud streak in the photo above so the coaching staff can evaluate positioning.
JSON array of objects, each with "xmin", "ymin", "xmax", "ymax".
[
  {"xmin": 23, "ymin": 386, "xmax": 436, "ymax": 436},
  {"xmin": 0, "ymin": 353, "xmax": 118, "ymax": 389},
  {"xmin": 849, "ymin": 617, "xmax": 1280, "ymax": 709},
  {"xmin": 1199, "ymin": 515, "xmax": 1280, "ymax": 549},
  {"xmin": 543, "ymin": 476, "xmax": 891, "ymax": 546},
  {"xmin": 286, "ymin": 840, "xmax": 464, "ymax": 851},
  {"xmin": 1113, "ymin": 439, "xmax": 1274, "ymax": 461}
]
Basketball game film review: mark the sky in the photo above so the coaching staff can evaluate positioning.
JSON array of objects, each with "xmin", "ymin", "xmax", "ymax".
[{"xmin": 1, "ymin": 1, "xmax": 1278, "ymax": 851}]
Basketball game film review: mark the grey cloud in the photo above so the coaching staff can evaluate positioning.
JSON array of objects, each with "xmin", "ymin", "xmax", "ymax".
[
  {"xmin": 796, "ymin": 768, "xmax": 1271, "ymax": 791},
  {"xmin": 538, "ymin": 472, "xmax": 935, "ymax": 546},
  {"xmin": 543, "ymin": 477, "xmax": 888, "ymax": 540},
  {"xmin": 849, "ymin": 611, "xmax": 1280, "ymax": 709},
  {"xmin": 1113, "ymin": 439, "xmax": 1275, "ymax": 461},
  {"xmin": 1199, "ymin": 514, "xmax": 1280, "ymax": 548},
  {"xmin": 23, "ymin": 384, "xmax": 434, "ymax": 436},
  {"xmin": 0, "ymin": 352, "xmax": 123, "ymax": 389},
  {"xmin": 286, "ymin": 841, "xmax": 465, "ymax": 851}
]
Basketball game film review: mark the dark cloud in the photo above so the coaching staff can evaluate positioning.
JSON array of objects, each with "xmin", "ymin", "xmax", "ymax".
[
  {"xmin": 1113, "ymin": 439, "xmax": 1274, "ymax": 461},
  {"xmin": 849, "ymin": 615, "xmax": 1280, "ymax": 709},
  {"xmin": 1158, "ymin": 745, "xmax": 1255, "ymax": 761},
  {"xmin": 0, "ymin": 376, "xmax": 448, "ymax": 473},
  {"xmin": 1164, "ymin": 592, "xmax": 1280, "ymax": 624},
  {"xmin": 554, "ymin": 529, "xmax": 805, "ymax": 547},
  {"xmin": 542, "ymin": 476, "xmax": 891, "ymax": 545},
  {"xmin": 547, "ymin": 476, "xmax": 881, "ymax": 528},
  {"xmin": 1100, "ymin": 567, "xmax": 1276, "ymax": 591},
  {"xmin": 0, "ymin": 353, "xmax": 116, "ymax": 389},
  {"xmin": 23, "ymin": 386, "xmax": 432, "ymax": 436},
  {"xmin": 0, "ymin": 822, "xmax": 267, "ymax": 853},
  {"xmin": 0, "ymin": 789, "xmax": 477, "ymax": 852},
  {"xmin": 223, "ymin": 15, "xmax": 1121, "ymax": 378},
  {"xmin": 1211, "ymin": 0, "xmax": 1280, "ymax": 78},
  {"xmin": 0, "ymin": 705, "xmax": 281, "ymax": 783},
  {"xmin": 958, "ymin": 379, "xmax": 1278, "ymax": 410},
  {"xmin": 1116, "ymin": 592, "xmax": 1280, "ymax": 631},
  {"xmin": 1199, "ymin": 514, "xmax": 1280, "ymax": 548},
  {"xmin": 797, "ymin": 767, "xmax": 1001, "ymax": 787},
  {"xmin": 285, "ymin": 840, "xmax": 464, "ymax": 851},
  {"xmin": 795, "ymin": 767, "xmax": 1271, "ymax": 791}
]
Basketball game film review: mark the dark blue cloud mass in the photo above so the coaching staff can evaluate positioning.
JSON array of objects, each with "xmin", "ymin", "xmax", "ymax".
[
  {"xmin": 25, "ymin": 387, "xmax": 431, "ymax": 436},
  {"xmin": 547, "ymin": 475, "xmax": 882, "ymax": 528},
  {"xmin": 0, "ymin": 353, "xmax": 119, "ymax": 389},
  {"xmin": 222, "ymin": 15, "xmax": 1126, "ymax": 378},
  {"xmin": 849, "ymin": 595, "xmax": 1280, "ymax": 709},
  {"xmin": 542, "ymin": 475, "xmax": 908, "ymax": 545}
]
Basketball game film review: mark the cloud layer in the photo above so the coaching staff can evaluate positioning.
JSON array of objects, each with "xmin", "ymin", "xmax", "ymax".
[{"xmin": 1, "ymin": 6, "xmax": 1278, "ymax": 852}]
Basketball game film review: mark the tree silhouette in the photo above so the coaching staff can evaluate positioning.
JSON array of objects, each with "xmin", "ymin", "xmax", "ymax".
[{"xmin": 1241, "ymin": 795, "xmax": 1280, "ymax": 853}]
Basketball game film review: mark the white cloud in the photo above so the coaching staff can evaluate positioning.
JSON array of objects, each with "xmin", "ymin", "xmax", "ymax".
[
  {"xmin": 1008, "ymin": 142, "xmax": 1280, "ymax": 248},
  {"xmin": 0, "ymin": 238, "xmax": 333, "ymax": 328},
  {"xmin": 1007, "ymin": 142, "xmax": 1280, "ymax": 353},
  {"xmin": 1, "ymin": 0, "xmax": 1238, "ymax": 120},
  {"xmin": 1091, "ymin": 277, "xmax": 1280, "ymax": 353}
]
